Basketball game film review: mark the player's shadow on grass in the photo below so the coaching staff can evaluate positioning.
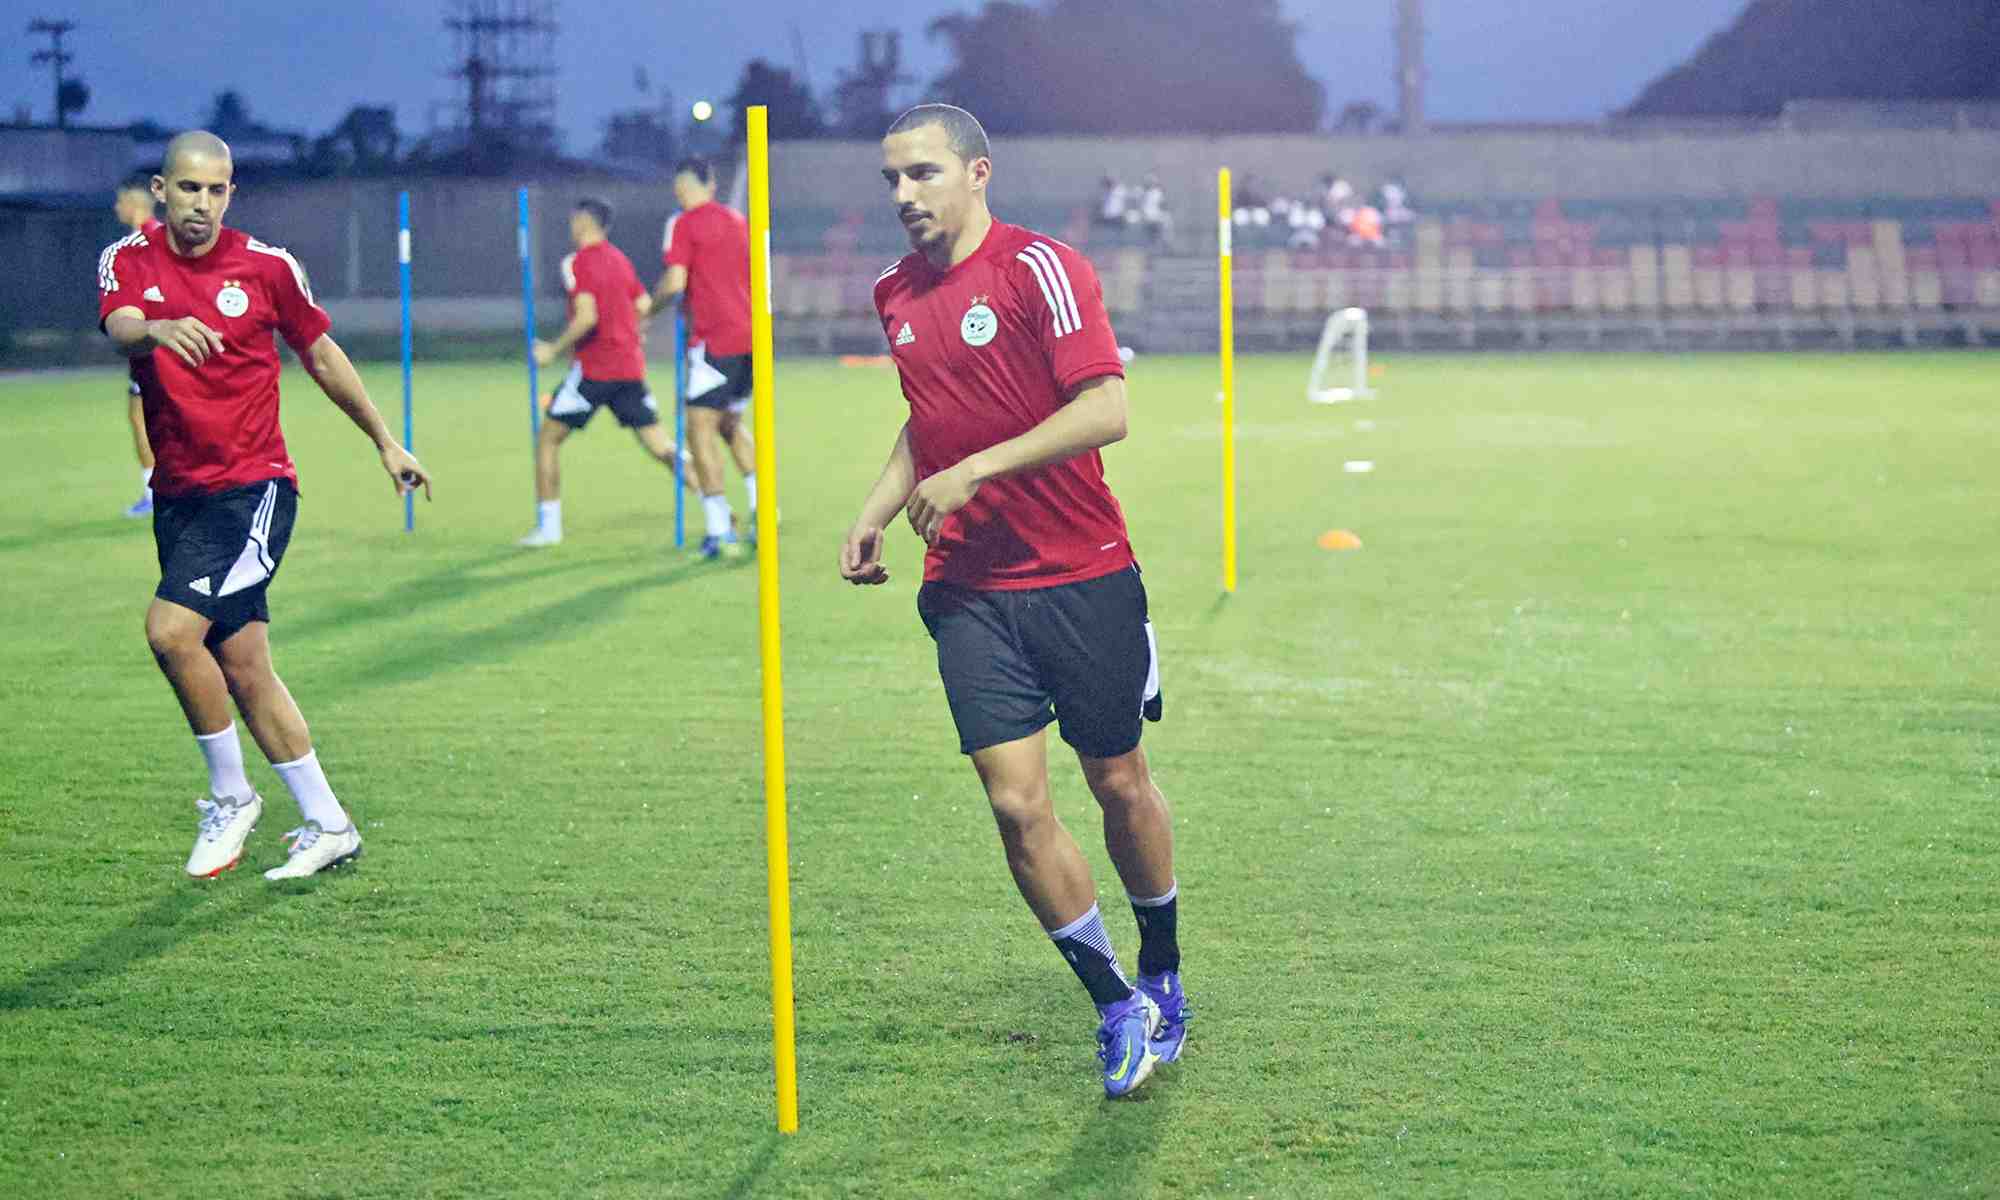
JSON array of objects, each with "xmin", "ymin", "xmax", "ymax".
[
  {"xmin": 318, "ymin": 561, "xmax": 710, "ymax": 693},
  {"xmin": 282, "ymin": 547, "xmax": 623, "ymax": 646},
  {"xmin": 0, "ymin": 517, "xmax": 153, "ymax": 555},
  {"xmin": 1041, "ymin": 1065, "xmax": 1175, "ymax": 1198},
  {"xmin": 0, "ymin": 885, "xmax": 277, "ymax": 1012}
]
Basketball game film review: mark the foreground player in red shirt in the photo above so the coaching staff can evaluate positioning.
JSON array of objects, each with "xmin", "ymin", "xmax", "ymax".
[
  {"xmin": 650, "ymin": 158, "xmax": 758, "ymax": 559},
  {"xmin": 113, "ymin": 177, "xmax": 162, "ymax": 518},
  {"xmin": 524, "ymin": 197, "xmax": 681, "ymax": 547},
  {"xmin": 841, "ymin": 105, "xmax": 1188, "ymax": 1098},
  {"xmin": 98, "ymin": 131, "xmax": 430, "ymax": 881}
]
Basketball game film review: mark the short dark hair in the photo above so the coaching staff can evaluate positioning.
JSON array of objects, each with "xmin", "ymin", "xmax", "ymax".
[
  {"xmin": 117, "ymin": 175, "xmax": 153, "ymax": 196},
  {"xmin": 886, "ymin": 104, "xmax": 990, "ymax": 165},
  {"xmin": 674, "ymin": 157, "xmax": 715, "ymax": 184},
  {"xmin": 575, "ymin": 197, "xmax": 613, "ymax": 230}
]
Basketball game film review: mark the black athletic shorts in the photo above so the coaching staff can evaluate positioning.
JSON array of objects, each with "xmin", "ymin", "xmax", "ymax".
[
  {"xmin": 686, "ymin": 344, "xmax": 751, "ymax": 412},
  {"xmin": 153, "ymin": 477, "xmax": 298, "ymax": 648},
  {"xmin": 548, "ymin": 362, "xmax": 659, "ymax": 430},
  {"xmin": 917, "ymin": 563, "xmax": 1163, "ymax": 758}
]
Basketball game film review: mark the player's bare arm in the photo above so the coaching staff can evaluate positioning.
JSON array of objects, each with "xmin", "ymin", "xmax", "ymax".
[
  {"xmin": 905, "ymin": 374, "xmax": 1128, "ymax": 544},
  {"xmin": 301, "ymin": 333, "xmax": 432, "ymax": 499},
  {"xmin": 534, "ymin": 291, "xmax": 598, "ymax": 365},
  {"xmin": 841, "ymin": 422, "xmax": 918, "ymax": 585},
  {"xmin": 103, "ymin": 306, "xmax": 225, "ymax": 367},
  {"xmin": 647, "ymin": 264, "xmax": 688, "ymax": 317}
]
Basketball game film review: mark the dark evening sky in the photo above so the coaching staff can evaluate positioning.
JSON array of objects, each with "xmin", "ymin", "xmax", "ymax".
[{"xmin": 14, "ymin": 1, "xmax": 1747, "ymax": 145}]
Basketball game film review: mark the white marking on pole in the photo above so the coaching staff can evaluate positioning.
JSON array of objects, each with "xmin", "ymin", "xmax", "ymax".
[
  {"xmin": 398, "ymin": 229, "xmax": 411, "ymax": 264},
  {"xmin": 1218, "ymin": 217, "xmax": 1232, "ymax": 257}
]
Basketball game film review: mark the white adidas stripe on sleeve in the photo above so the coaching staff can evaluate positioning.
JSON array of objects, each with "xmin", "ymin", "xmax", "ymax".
[
  {"xmin": 1025, "ymin": 242, "xmax": 1083, "ymax": 333},
  {"xmin": 1015, "ymin": 248, "xmax": 1076, "ymax": 338}
]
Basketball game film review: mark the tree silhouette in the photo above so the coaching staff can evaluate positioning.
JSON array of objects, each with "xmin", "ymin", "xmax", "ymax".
[
  {"xmin": 926, "ymin": 0, "xmax": 1323, "ymax": 135},
  {"xmin": 726, "ymin": 59, "xmax": 825, "ymax": 143},
  {"xmin": 1625, "ymin": 0, "xmax": 2000, "ymax": 117}
]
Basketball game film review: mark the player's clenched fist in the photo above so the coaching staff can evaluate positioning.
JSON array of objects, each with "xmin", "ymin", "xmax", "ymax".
[{"xmin": 149, "ymin": 317, "xmax": 225, "ymax": 367}]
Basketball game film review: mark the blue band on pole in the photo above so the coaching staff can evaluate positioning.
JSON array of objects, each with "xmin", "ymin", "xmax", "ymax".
[
  {"xmin": 674, "ymin": 314, "xmax": 687, "ymax": 548},
  {"xmin": 398, "ymin": 191, "xmax": 414, "ymax": 533},
  {"xmin": 518, "ymin": 187, "xmax": 541, "ymax": 529}
]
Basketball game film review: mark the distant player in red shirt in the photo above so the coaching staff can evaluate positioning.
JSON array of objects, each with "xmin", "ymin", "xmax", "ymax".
[
  {"xmin": 114, "ymin": 177, "xmax": 163, "ymax": 518},
  {"xmin": 525, "ymin": 197, "xmax": 681, "ymax": 547},
  {"xmin": 650, "ymin": 158, "xmax": 758, "ymax": 559},
  {"xmin": 97, "ymin": 131, "xmax": 431, "ymax": 881},
  {"xmin": 841, "ymin": 105, "xmax": 1187, "ymax": 1098}
]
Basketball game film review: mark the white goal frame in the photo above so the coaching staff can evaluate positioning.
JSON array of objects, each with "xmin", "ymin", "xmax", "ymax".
[{"xmin": 1307, "ymin": 307, "xmax": 1374, "ymax": 404}]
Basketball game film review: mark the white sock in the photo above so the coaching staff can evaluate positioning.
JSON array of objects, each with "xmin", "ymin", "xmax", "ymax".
[
  {"xmin": 141, "ymin": 466, "xmax": 154, "ymax": 494},
  {"xmin": 702, "ymin": 493, "xmax": 732, "ymax": 539},
  {"xmin": 537, "ymin": 499, "xmax": 562, "ymax": 538},
  {"xmin": 195, "ymin": 723, "xmax": 252, "ymax": 800},
  {"xmin": 272, "ymin": 750, "xmax": 348, "ymax": 830},
  {"xmin": 743, "ymin": 472, "xmax": 757, "ymax": 514}
]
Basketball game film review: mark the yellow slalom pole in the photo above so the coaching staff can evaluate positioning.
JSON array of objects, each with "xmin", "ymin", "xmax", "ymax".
[
  {"xmin": 746, "ymin": 104, "xmax": 800, "ymax": 1135},
  {"xmin": 1218, "ymin": 168, "xmax": 1237, "ymax": 594}
]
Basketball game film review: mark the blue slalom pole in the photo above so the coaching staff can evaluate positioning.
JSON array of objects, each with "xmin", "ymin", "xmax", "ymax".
[
  {"xmin": 398, "ymin": 191, "xmax": 414, "ymax": 534},
  {"xmin": 673, "ymin": 313, "xmax": 688, "ymax": 548},
  {"xmin": 518, "ymin": 187, "xmax": 542, "ymax": 529}
]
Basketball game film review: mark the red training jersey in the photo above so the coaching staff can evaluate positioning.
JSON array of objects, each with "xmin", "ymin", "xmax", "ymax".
[
  {"xmin": 873, "ymin": 220, "xmax": 1132, "ymax": 591},
  {"xmin": 97, "ymin": 225, "xmax": 332, "ymax": 499},
  {"xmin": 561, "ymin": 240, "xmax": 647, "ymax": 381},
  {"xmin": 662, "ymin": 201, "xmax": 751, "ymax": 357}
]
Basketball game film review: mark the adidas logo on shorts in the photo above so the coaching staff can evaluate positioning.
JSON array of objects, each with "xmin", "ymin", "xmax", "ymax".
[{"xmin": 188, "ymin": 577, "xmax": 213, "ymax": 596}]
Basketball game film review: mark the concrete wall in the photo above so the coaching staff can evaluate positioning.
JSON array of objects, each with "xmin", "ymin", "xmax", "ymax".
[
  {"xmin": 772, "ymin": 129, "xmax": 2000, "ymax": 223},
  {"xmin": 0, "ymin": 127, "xmax": 137, "ymax": 196}
]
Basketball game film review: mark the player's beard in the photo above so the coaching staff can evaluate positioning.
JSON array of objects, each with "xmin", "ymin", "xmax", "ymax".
[
  {"xmin": 175, "ymin": 215, "xmax": 214, "ymax": 248},
  {"xmin": 900, "ymin": 207, "xmax": 943, "ymax": 253}
]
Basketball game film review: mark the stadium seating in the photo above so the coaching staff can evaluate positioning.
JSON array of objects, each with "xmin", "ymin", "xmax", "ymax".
[{"xmin": 768, "ymin": 193, "xmax": 2000, "ymax": 349}]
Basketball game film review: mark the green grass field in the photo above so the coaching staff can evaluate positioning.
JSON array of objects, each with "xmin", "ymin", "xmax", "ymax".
[{"xmin": 1, "ymin": 351, "xmax": 1995, "ymax": 1198}]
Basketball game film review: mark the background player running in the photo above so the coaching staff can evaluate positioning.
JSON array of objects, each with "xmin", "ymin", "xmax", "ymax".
[
  {"xmin": 650, "ymin": 158, "xmax": 758, "ymax": 559},
  {"xmin": 524, "ymin": 197, "xmax": 684, "ymax": 548},
  {"xmin": 97, "ymin": 131, "xmax": 431, "ymax": 880},
  {"xmin": 841, "ymin": 105, "xmax": 1189, "ymax": 1098},
  {"xmin": 114, "ymin": 177, "xmax": 162, "ymax": 517}
]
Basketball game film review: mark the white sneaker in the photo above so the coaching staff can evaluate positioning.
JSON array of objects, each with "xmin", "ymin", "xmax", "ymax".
[
  {"xmin": 263, "ymin": 820, "xmax": 363, "ymax": 880},
  {"xmin": 186, "ymin": 792, "xmax": 262, "ymax": 878},
  {"xmin": 518, "ymin": 526, "xmax": 562, "ymax": 548}
]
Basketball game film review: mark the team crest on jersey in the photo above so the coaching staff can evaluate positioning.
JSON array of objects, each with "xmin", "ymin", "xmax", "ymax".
[
  {"xmin": 960, "ymin": 296, "xmax": 997, "ymax": 347},
  {"xmin": 215, "ymin": 281, "xmax": 250, "ymax": 318}
]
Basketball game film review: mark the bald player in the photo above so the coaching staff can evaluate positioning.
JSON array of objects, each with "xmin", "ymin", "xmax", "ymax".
[{"xmin": 97, "ymin": 131, "xmax": 431, "ymax": 881}]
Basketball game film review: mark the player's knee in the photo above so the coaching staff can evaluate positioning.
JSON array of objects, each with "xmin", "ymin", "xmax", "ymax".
[
  {"xmin": 144, "ymin": 613, "xmax": 199, "ymax": 664},
  {"xmin": 985, "ymin": 781, "xmax": 1051, "ymax": 842},
  {"xmin": 1083, "ymin": 751, "xmax": 1152, "ymax": 811}
]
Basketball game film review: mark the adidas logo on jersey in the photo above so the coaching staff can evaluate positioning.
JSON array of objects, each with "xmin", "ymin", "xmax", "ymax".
[
  {"xmin": 894, "ymin": 321, "xmax": 916, "ymax": 346},
  {"xmin": 188, "ymin": 577, "xmax": 213, "ymax": 596},
  {"xmin": 143, "ymin": 285, "xmax": 165, "ymax": 302}
]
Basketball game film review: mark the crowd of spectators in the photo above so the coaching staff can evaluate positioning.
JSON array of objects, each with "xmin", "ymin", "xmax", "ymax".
[
  {"xmin": 1232, "ymin": 171, "xmax": 1416, "ymax": 250},
  {"xmin": 1095, "ymin": 175, "xmax": 1173, "ymax": 243},
  {"xmin": 1087, "ymin": 169, "xmax": 1415, "ymax": 253}
]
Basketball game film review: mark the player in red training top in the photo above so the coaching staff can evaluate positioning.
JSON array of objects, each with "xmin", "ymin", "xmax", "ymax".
[
  {"xmin": 650, "ymin": 158, "xmax": 758, "ymax": 559},
  {"xmin": 97, "ymin": 131, "xmax": 431, "ymax": 881},
  {"xmin": 524, "ymin": 197, "xmax": 682, "ymax": 547},
  {"xmin": 113, "ymin": 177, "xmax": 163, "ymax": 517},
  {"xmin": 840, "ymin": 105, "xmax": 1188, "ymax": 1099}
]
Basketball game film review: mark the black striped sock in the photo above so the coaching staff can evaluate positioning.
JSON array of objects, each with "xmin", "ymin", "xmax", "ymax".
[
  {"xmin": 1048, "ymin": 903, "xmax": 1132, "ymax": 1007},
  {"xmin": 1130, "ymin": 882, "xmax": 1180, "ymax": 976}
]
